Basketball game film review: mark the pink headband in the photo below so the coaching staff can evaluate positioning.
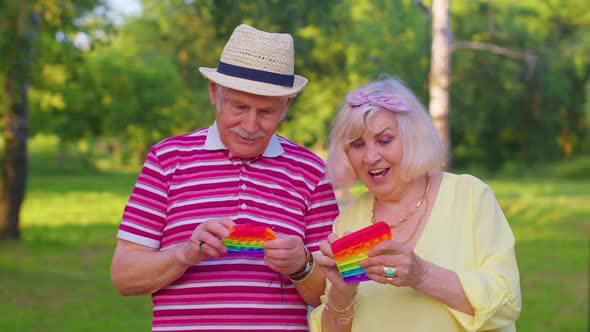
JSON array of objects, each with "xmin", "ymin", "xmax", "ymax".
[{"xmin": 345, "ymin": 89, "xmax": 411, "ymax": 113}]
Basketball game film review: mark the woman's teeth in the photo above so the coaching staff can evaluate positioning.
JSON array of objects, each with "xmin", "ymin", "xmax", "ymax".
[{"xmin": 369, "ymin": 168, "xmax": 387, "ymax": 178}]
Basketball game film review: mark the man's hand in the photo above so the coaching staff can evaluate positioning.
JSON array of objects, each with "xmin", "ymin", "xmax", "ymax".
[
  {"xmin": 263, "ymin": 234, "xmax": 307, "ymax": 276},
  {"xmin": 180, "ymin": 217, "xmax": 235, "ymax": 265}
]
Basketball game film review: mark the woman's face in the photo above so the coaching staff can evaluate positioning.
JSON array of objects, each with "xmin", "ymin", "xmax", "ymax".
[{"xmin": 346, "ymin": 111, "xmax": 404, "ymax": 196}]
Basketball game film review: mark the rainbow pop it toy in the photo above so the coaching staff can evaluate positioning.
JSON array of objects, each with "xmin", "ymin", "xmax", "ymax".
[
  {"xmin": 330, "ymin": 221, "xmax": 392, "ymax": 282},
  {"xmin": 222, "ymin": 224, "xmax": 276, "ymax": 255}
]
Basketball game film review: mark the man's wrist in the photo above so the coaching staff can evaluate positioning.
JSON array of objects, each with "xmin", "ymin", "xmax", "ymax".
[{"xmin": 289, "ymin": 247, "xmax": 314, "ymax": 281}]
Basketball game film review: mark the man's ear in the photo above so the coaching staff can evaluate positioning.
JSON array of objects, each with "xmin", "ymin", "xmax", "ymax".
[
  {"xmin": 208, "ymin": 82, "xmax": 218, "ymax": 105},
  {"xmin": 286, "ymin": 96, "xmax": 294, "ymax": 107}
]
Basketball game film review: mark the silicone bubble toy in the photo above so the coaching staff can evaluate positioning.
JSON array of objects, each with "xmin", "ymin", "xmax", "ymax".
[
  {"xmin": 330, "ymin": 221, "xmax": 392, "ymax": 282},
  {"xmin": 222, "ymin": 224, "xmax": 276, "ymax": 255}
]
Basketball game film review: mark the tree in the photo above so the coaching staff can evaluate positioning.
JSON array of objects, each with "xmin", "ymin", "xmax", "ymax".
[
  {"xmin": 0, "ymin": 0, "xmax": 103, "ymax": 239},
  {"xmin": 0, "ymin": 1, "xmax": 38, "ymax": 239},
  {"xmin": 428, "ymin": 0, "xmax": 452, "ymax": 160}
]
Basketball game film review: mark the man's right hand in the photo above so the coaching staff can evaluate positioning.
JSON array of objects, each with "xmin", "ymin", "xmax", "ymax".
[{"xmin": 180, "ymin": 217, "xmax": 236, "ymax": 264}]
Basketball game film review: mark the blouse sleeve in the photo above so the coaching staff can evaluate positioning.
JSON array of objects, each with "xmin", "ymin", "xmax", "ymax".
[
  {"xmin": 308, "ymin": 295, "xmax": 328, "ymax": 332},
  {"xmin": 447, "ymin": 180, "xmax": 521, "ymax": 331}
]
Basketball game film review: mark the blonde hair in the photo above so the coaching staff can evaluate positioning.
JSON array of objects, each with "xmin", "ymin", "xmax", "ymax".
[{"xmin": 327, "ymin": 76, "xmax": 447, "ymax": 189}]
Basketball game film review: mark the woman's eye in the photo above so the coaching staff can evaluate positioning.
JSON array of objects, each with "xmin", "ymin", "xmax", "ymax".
[
  {"xmin": 350, "ymin": 140, "xmax": 365, "ymax": 149},
  {"xmin": 379, "ymin": 137, "xmax": 392, "ymax": 145}
]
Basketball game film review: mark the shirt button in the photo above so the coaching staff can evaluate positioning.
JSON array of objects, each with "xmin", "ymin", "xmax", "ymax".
[
  {"xmin": 241, "ymin": 184, "xmax": 246, "ymax": 190},
  {"xmin": 241, "ymin": 203, "xmax": 247, "ymax": 209}
]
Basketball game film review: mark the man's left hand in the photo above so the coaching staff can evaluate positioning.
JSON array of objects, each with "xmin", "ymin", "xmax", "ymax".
[{"xmin": 263, "ymin": 234, "xmax": 307, "ymax": 276}]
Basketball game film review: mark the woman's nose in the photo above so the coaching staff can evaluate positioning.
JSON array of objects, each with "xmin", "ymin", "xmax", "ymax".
[{"xmin": 363, "ymin": 146, "xmax": 381, "ymax": 164}]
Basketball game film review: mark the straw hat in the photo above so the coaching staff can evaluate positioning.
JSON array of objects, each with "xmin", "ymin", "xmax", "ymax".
[{"xmin": 199, "ymin": 24, "xmax": 308, "ymax": 97}]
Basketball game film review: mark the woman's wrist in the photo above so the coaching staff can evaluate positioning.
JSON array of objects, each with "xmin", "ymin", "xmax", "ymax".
[
  {"xmin": 327, "ymin": 286, "xmax": 357, "ymax": 309},
  {"xmin": 324, "ymin": 287, "xmax": 358, "ymax": 325}
]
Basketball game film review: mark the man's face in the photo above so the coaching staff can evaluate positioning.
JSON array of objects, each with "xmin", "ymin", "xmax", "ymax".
[{"xmin": 209, "ymin": 83, "xmax": 292, "ymax": 159}]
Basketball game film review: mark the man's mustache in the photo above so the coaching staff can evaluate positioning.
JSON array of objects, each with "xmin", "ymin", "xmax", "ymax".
[{"xmin": 229, "ymin": 127, "xmax": 265, "ymax": 139}]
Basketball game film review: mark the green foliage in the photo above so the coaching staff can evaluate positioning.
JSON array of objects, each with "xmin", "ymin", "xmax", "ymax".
[
  {"xmin": 2, "ymin": 0, "xmax": 589, "ymax": 169},
  {"xmin": 450, "ymin": 0, "xmax": 590, "ymax": 170},
  {"xmin": 85, "ymin": 44, "xmax": 185, "ymax": 153}
]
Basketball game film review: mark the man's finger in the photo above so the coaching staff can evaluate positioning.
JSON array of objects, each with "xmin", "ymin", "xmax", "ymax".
[
  {"xmin": 217, "ymin": 217, "xmax": 236, "ymax": 228},
  {"xmin": 262, "ymin": 234, "xmax": 299, "ymax": 249},
  {"xmin": 206, "ymin": 221, "xmax": 232, "ymax": 239}
]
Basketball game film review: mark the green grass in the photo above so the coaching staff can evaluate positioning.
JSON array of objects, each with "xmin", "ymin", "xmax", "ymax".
[
  {"xmin": 0, "ymin": 137, "xmax": 588, "ymax": 331},
  {"xmin": 0, "ymin": 170, "xmax": 152, "ymax": 331},
  {"xmin": 488, "ymin": 178, "xmax": 589, "ymax": 332}
]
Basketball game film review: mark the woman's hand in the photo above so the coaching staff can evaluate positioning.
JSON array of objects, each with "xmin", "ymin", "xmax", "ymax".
[
  {"xmin": 316, "ymin": 233, "xmax": 359, "ymax": 295},
  {"xmin": 358, "ymin": 239, "xmax": 429, "ymax": 288}
]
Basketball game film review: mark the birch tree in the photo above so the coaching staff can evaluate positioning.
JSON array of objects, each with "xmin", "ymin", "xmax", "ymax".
[{"xmin": 428, "ymin": 0, "xmax": 452, "ymax": 161}]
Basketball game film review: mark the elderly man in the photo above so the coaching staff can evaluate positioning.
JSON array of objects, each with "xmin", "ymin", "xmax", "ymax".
[{"xmin": 110, "ymin": 24, "xmax": 339, "ymax": 332}]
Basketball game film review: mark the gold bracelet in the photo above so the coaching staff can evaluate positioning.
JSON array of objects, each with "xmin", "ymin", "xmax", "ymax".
[
  {"xmin": 326, "ymin": 288, "xmax": 358, "ymax": 312},
  {"xmin": 324, "ymin": 292, "xmax": 358, "ymax": 325},
  {"xmin": 324, "ymin": 304, "xmax": 358, "ymax": 325}
]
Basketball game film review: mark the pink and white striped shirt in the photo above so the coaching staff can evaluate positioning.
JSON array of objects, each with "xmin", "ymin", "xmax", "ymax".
[{"xmin": 117, "ymin": 124, "xmax": 339, "ymax": 332}]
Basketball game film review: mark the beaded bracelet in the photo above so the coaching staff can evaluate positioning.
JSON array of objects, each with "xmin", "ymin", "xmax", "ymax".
[
  {"xmin": 289, "ymin": 254, "xmax": 316, "ymax": 283},
  {"xmin": 288, "ymin": 247, "xmax": 313, "ymax": 282}
]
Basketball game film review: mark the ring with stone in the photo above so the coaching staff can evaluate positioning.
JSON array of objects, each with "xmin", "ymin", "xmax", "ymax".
[
  {"xmin": 383, "ymin": 266, "xmax": 396, "ymax": 278},
  {"xmin": 198, "ymin": 240, "xmax": 205, "ymax": 251}
]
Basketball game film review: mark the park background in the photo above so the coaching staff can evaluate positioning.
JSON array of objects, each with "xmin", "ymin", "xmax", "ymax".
[{"xmin": 0, "ymin": 0, "xmax": 588, "ymax": 331}]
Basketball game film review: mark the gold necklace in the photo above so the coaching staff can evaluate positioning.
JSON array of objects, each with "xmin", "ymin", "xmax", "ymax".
[
  {"xmin": 371, "ymin": 173, "xmax": 430, "ymax": 227},
  {"xmin": 371, "ymin": 173, "xmax": 431, "ymax": 243}
]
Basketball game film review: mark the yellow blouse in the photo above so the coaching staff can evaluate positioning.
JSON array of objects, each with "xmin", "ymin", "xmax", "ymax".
[{"xmin": 309, "ymin": 173, "xmax": 521, "ymax": 332}]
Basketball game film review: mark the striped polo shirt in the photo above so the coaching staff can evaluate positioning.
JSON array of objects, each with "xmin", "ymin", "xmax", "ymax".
[{"xmin": 117, "ymin": 123, "xmax": 339, "ymax": 332}]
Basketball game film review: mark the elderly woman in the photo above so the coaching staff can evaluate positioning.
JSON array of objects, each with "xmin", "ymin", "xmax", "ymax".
[{"xmin": 309, "ymin": 76, "xmax": 521, "ymax": 332}]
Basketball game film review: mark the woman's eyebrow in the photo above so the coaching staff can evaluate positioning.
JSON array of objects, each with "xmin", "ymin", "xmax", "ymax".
[{"xmin": 373, "ymin": 127, "xmax": 393, "ymax": 138}]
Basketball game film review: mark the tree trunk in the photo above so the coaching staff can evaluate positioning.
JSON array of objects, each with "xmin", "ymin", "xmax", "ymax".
[
  {"xmin": 428, "ymin": 0, "xmax": 452, "ymax": 162},
  {"xmin": 0, "ymin": 3, "xmax": 38, "ymax": 240}
]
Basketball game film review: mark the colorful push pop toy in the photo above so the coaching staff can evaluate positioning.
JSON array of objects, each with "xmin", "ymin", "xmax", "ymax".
[
  {"xmin": 222, "ymin": 224, "xmax": 276, "ymax": 255},
  {"xmin": 330, "ymin": 221, "xmax": 392, "ymax": 282}
]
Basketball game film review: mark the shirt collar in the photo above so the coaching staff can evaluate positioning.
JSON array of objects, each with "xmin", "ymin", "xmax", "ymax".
[{"xmin": 203, "ymin": 121, "xmax": 284, "ymax": 158}]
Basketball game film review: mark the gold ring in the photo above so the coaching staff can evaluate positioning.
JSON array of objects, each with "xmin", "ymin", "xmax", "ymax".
[
  {"xmin": 383, "ymin": 266, "xmax": 396, "ymax": 278},
  {"xmin": 198, "ymin": 240, "xmax": 205, "ymax": 251}
]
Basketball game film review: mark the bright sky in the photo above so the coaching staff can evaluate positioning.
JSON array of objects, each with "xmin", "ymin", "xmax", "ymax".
[
  {"xmin": 70, "ymin": 0, "xmax": 142, "ymax": 49},
  {"xmin": 108, "ymin": 0, "xmax": 142, "ymax": 16}
]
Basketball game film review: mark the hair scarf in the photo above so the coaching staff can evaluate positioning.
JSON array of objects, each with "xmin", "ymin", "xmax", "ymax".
[{"xmin": 345, "ymin": 89, "xmax": 411, "ymax": 113}]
